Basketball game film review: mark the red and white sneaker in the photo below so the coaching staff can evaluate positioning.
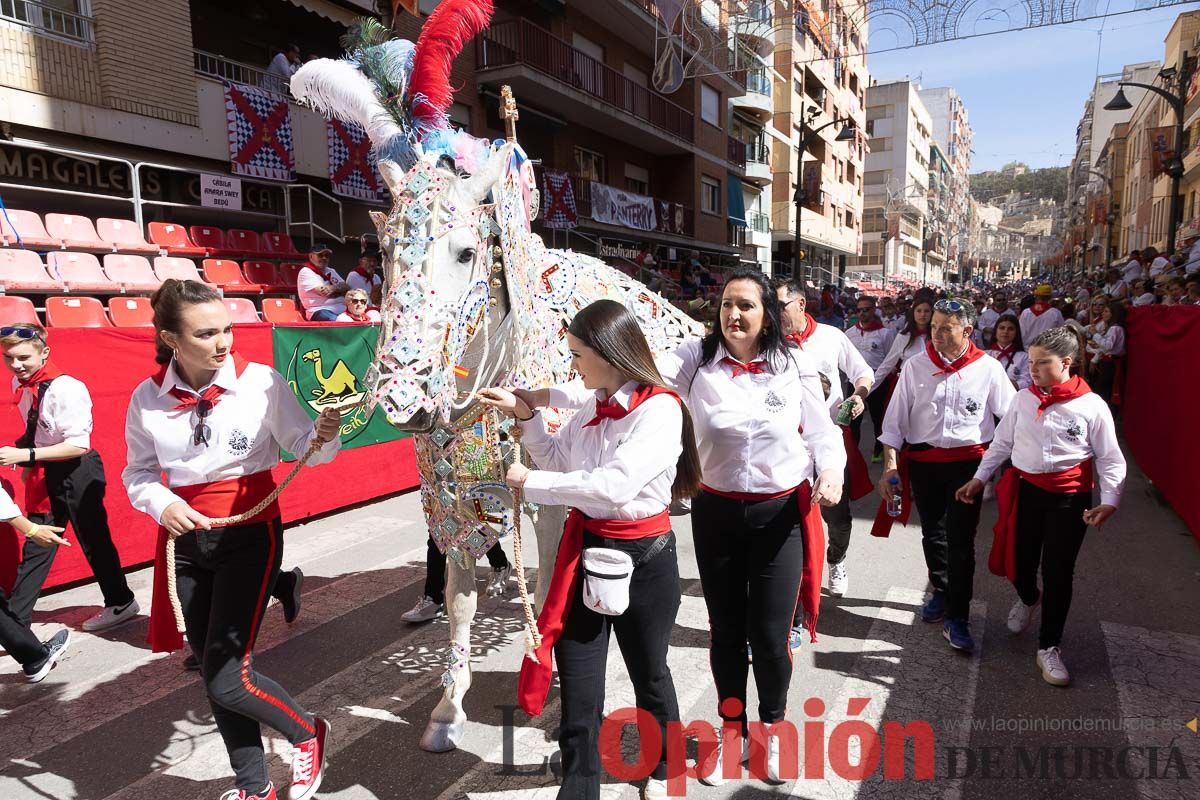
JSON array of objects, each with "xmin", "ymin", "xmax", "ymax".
[
  {"xmin": 289, "ymin": 717, "xmax": 330, "ymax": 800},
  {"xmin": 219, "ymin": 782, "xmax": 276, "ymax": 800}
]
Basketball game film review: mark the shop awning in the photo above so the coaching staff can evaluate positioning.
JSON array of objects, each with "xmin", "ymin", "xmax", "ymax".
[{"xmin": 727, "ymin": 175, "xmax": 746, "ymax": 227}]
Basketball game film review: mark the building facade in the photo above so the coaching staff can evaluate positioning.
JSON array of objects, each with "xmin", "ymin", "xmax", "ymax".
[{"xmin": 918, "ymin": 86, "xmax": 973, "ymax": 281}]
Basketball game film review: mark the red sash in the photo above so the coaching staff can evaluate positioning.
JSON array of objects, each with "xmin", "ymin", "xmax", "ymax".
[
  {"xmin": 148, "ymin": 471, "xmax": 281, "ymax": 653},
  {"xmin": 870, "ymin": 444, "xmax": 989, "ymax": 538},
  {"xmin": 700, "ymin": 481, "xmax": 825, "ymax": 646},
  {"xmin": 989, "ymin": 462, "xmax": 1093, "ymax": 582},
  {"xmin": 518, "ymin": 509, "xmax": 671, "ymax": 716},
  {"xmin": 842, "ymin": 426, "xmax": 873, "ymax": 501}
]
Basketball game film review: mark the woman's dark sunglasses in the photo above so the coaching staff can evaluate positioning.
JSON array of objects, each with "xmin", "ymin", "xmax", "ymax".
[{"xmin": 193, "ymin": 398, "xmax": 214, "ymax": 446}]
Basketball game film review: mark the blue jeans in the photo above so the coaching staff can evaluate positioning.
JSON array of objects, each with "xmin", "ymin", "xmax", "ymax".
[{"xmin": 307, "ymin": 308, "xmax": 339, "ymax": 321}]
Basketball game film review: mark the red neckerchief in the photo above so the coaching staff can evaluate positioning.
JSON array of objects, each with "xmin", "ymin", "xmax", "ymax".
[
  {"xmin": 1030, "ymin": 301, "xmax": 1051, "ymax": 316},
  {"xmin": 855, "ymin": 318, "xmax": 884, "ymax": 333},
  {"xmin": 721, "ymin": 356, "xmax": 767, "ymax": 377},
  {"xmin": 988, "ymin": 343, "xmax": 1016, "ymax": 368},
  {"xmin": 583, "ymin": 384, "xmax": 680, "ymax": 428},
  {"xmin": 1030, "ymin": 375, "xmax": 1091, "ymax": 418},
  {"xmin": 785, "ymin": 313, "xmax": 820, "ymax": 347},
  {"xmin": 351, "ymin": 266, "xmax": 375, "ymax": 282},
  {"xmin": 913, "ymin": 324, "xmax": 928, "ymax": 337},
  {"xmin": 15, "ymin": 360, "xmax": 64, "ymax": 406},
  {"xmin": 151, "ymin": 353, "xmax": 250, "ymax": 410},
  {"xmin": 926, "ymin": 339, "xmax": 985, "ymax": 375}
]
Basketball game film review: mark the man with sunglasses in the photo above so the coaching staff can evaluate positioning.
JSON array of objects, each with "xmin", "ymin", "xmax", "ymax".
[
  {"xmin": 875, "ymin": 299, "xmax": 1016, "ymax": 653},
  {"xmin": 0, "ymin": 323, "xmax": 139, "ymax": 632}
]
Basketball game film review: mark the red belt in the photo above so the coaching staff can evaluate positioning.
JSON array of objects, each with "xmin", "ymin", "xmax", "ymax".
[
  {"xmin": 699, "ymin": 481, "xmax": 825, "ymax": 645},
  {"xmin": 989, "ymin": 461, "xmax": 1094, "ymax": 582},
  {"xmin": 518, "ymin": 508, "xmax": 670, "ymax": 716},
  {"xmin": 148, "ymin": 471, "xmax": 280, "ymax": 653},
  {"xmin": 870, "ymin": 444, "xmax": 988, "ymax": 538}
]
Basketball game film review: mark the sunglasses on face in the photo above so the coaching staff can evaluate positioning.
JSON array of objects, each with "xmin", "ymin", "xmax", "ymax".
[
  {"xmin": 193, "ymin": 398, "xmax": 214, "ymax": 447},
  {"xmin": 348, "ymin": 299, "xmax": 368, "ymax": 305},
  {"xmin": 1, "ymin": 326, "xmax": 45, "ymax": 343}
]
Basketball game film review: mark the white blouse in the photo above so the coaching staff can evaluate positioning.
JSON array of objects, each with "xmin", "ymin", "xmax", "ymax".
[
  {"xmin": 123, "ymin": 358, "xmax": 340, "ymax": 523},
  {"xmin": 520, "ymin": 380, "xmax": 680, "ymax": 520},
  {"xmin": 792, "ymin": 322, "xmax": 874, "ymax": 419},
  {"xmin": 986, "ymin": 348, "xmax": 1032, "ymax": 390},
  {"xmin": 974, "ymin": 389, "xmax": 1126, "ymax": 507},
  {"xmin": 12, "ymin": 374, "xmax": 93, "ymax": 449},
  {"xmin": 1088, "ymin": 323, "xmax": 1126, "ymax": 357},
  {"xmin": 872, "ymin": 330, "xmax": 926, "ymax": 387}
]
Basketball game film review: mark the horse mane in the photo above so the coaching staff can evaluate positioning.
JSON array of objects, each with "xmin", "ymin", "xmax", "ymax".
[{"xmin": 408, "ymin": 0, "xmax": 494, "ymax": 125}]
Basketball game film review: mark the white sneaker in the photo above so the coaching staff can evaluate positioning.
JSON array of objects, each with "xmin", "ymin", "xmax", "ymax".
[
  {"xmin": 82, "ymin": 599, "xmax": 140, "ymax": 632},
  {"xmin": 982, "ymin": 482, "xmax": 996, "ymax": 501},
  {"xmin": 1007, "ymin": 596, "xmax": 1041, "ymax": 634},
  {"xmin": 1037, "ymin": 647, "xmax": 1070, "ymax": 686},
  {"xmin": 485, "ymin": 565, "xmax": 512, "ymax": 598},
  {"xmin": 765, "ymin": 734, "xmax": 786, "ymax": 784},
  {"xmin": 698, "ymin": 736, "xmax": 750, "ymax": 787},
  {"xmin": 641, "ymin": 777, "xmax": 668, "ymax": 799},
  {"xmin": 828, "ymin": 560, "xmax": 848, "ymax": 597},
  {"xmin": 400, "ymin": 595, "xmax": 444, "ymax": 623}
]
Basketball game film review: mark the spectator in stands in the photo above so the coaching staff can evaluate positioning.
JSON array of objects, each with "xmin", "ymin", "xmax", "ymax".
[
  {"xmin": 1130, "ymin": 278, "xmax": 1155, "ymax": 306},
  {"xmin": 1182, "ymin": 234, "xmax": 1200, "ymax": 275},
  {"xmin": 266, "ymin": 43, "xmax": 301, "ymax": 94},
  {"xmin": 1121, "ymin": 250, "xmax": 1143, "ymax": 283},
  {"xmin": 1186, "ymin": 274, "xmax": 1200, "ymax": 304},
  {"xmin": 346, "ymin": 249, "xmax": 382, "ymax": 305},
  {"xmin": 1148, "ymin": 249, "xmax": 1173, "ymax": 279},
  {"xmin": 1101, "ymin": 267, "xmax": 1129, "ymax": 304},
  {"xmin": 0, "ymin": 323, "xmax": 139, "ymax": 633},
  {"xmin": 297, "ymin": 245, "xmax": 348, "ymax": 321},
  {"xmin": 336, "ymin": 288, "xmax": 380, "ymax": 323},
  {"xmin": 1087, "ymin": 302, "xmax": 1126, "ymax": 407}
]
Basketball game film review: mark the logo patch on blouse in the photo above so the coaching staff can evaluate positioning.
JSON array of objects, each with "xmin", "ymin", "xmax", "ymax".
[
  {"xmin": 226, "ymin": 428, "xmax": 252, "ymax": 457},
  {"xmin": 1065, "ymin": 420, "xmax": 1084, "ymax": 441},
  {"xmin": 764, "ymin": 390, "xmax": 786, "ymax": 412},
  {"xmin": 964, "ymin": 397, "xmax": 980, "ymax": 415}
]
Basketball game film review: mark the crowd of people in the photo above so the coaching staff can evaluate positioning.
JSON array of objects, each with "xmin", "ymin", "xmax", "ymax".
[{"xmin": 1, "ymin": 259, "xmax": 1145, "ymax": 799}]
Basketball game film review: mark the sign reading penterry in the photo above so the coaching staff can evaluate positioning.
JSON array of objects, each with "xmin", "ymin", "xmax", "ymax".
[{"xmin": 199, "ymin": 173, "xmax": 243, "ymax": 210}]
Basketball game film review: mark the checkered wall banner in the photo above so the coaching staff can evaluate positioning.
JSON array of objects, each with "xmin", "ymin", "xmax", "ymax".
[
  {"xmin": 327, "ymin": 119, "xmax": 386, "ymax": 202},
  {"xmin": 222, "ymin": 80, "xmax": 296, "ymax": 183}
]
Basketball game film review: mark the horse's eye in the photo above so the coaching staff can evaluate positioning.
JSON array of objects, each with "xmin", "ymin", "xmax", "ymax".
[{"xmin": 457, "ymin": 248, "xmax": 476, "ymax": 265}]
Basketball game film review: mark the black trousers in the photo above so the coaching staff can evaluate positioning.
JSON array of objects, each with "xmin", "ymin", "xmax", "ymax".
[
  {"xmin": 0, "ymin": 536, "xmax": 58, "ymax": 667},
  {"xmin": 37, "ymin": 452, "xmax": 134, "ymax": 609},
  {"xmin": 1091, "ymin": 360, "xmax": 1118, "ymax": 408},
  {"xmin": 692, "ymin": 490, "xmax": 803, "ymax": 727},
  {"xmin": 422, "ymin": 536, "xmax": 510, "ymax": 605},
  {"xmin": 175, "ymin": 518, "xmax": 316, "ymax": 792},
  {"xmin": 1012, "ymin": 482, "xmax": 1091, "ymax": 649},
  {"xmin": 555, "ymin": 531, "xmax": 681, "ymax": 800},
  {"xmin": 907, "ymin": 458, "xmax": 984, "ymax": 621},
  {"xmin": 851, "ymin": 385, "xmax": 890, "ymax": 455}
]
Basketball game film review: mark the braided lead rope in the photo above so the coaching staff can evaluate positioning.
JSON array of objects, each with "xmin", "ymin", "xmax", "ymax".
[
  {"xmin": 506, "ymin": 435, "xmax": 542, "ymax": 656},
  {"xmin": 164, "ymin": 437, "xmax": 327, "ymax": 634}
]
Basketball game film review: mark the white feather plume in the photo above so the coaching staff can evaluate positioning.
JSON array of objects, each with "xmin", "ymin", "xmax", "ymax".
[{"xmin": 290, "ymin": 58, "xmax": 415, "ymax": 165}]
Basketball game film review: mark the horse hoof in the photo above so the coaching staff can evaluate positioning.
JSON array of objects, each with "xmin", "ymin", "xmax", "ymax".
[{"xmin": 420, "ymin": 718, "xmax": 465, "ymax": 753}]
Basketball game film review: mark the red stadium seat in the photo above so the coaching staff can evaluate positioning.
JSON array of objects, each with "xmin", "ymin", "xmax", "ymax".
[
  {"xmin": 276, "ymin": 262, "xmax": 307, "ymax": 292},
  {"xmin": 47, "ymin": 252, "xmax": 121, "ymax": 293},
  {"xmin": 0, "ymin": 210, "xmax": 60, "ymax": 250},
  {"xmin": 103, "ymin": 254, "xmax": 161, "ymax": 291},
  {"xmin": 189, "ymin": 226, "xmax": 247, "ymax": 259},
  {"xmin": 226, "ymin": 229, "xmax": 267, "ymax": 256},
  {"xmin": 261, "ymin": 297, "xmax": 304, "ymax": 324},
  {"xmin": 148, "ymin": 222, "xmax": 209, "ymax": 257},
  {"xmin": 153, "ymin": 256, "xmax": 210, "ymax": 284},
  {"xmin": 107, "ymin": 296, "xmax": 154, "ymax": 327},
  {"xmin": 262, "ymin": 232, "xmax": 301, "ymax": 257},
  {"xmin": 0, "ymin": 250, "xmax": 64, "ymax": 292},
  {"xmin": 45, "ymin": 214, "xmax": 112, "ymax": 253},
  {"xmin": 96, "ymin": 218, "xmax": 159, "ymax": 254},
  {"xmin": 223, "ymin": 297, "xmax": 261, "ymax": 324},
  {"xmin": 242, "ymin": 261, "xmax": 280, "ymax": 291},
  {"xmin": 202, "ymin": 259, "xmax": 266, "ymax": 293},
  {"xmin": 0, "ymin": 296, "xmax": 40, "ymax": 325},
  {"xmin": 46, "ymin": 296, "xmax": 112, "ymax": 327}
]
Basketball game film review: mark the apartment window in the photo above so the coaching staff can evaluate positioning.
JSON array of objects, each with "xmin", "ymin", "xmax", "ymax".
[
  {"xmin": 863, "ymin": 207, "xmax": 886, "ymax": 232},
  {"xmin": 575, "ymin": 147, "xmax": 607, "ymax": 182},
  {"xmin": 701, "ymin": 176, "xmax": 721, "ymax": 214},
  {"xmin": 572, "ymin": 32, "xmax": 605, "ymax": 63},
  {"xmin": 902, "ymin": 244, "xmax": 919, "ymax": 267},
  {"xmin": 864, "ymin": 170, "xmax": 889, "ymax": 186},
  {"xmin": 625, "ymin": 163, "xmax": 650, "ymax": 196},
  {"xmin": 866, "ymin": 105, "xmax": 892, "ymax": 121},
  {"xmin": 845, "ymin": 210, "xmax": 855, "ymax": 229},
  {"xmin": 872, "ymin": 137, "xmax": 893, "ymax": 152},
  {"xmin": 1, "ymin": 0, "xmax": 93, "ymax": 43},
  {"xmin": 701, "ymin": 84, "xmax": 721, "ymax": 126}
]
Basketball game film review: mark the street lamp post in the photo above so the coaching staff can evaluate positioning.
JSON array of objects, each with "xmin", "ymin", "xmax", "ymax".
[
  {"xmin": 793, "ymin": 106, "xmax": 856, "ymax": 287},
  {"xmin": 1104, "ymin": 52, "xmax": 1195, "ymax": 254}
]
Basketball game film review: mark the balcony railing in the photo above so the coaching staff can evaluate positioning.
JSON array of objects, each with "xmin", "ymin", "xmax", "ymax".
[
  {"xmin": 728, "ymin": 136, "xmax": 747, "ymax": 168},
  {"xmin": 478, "ymin": 19, "xmax": 694, "ymax": 143},
  {"xmin": 746, "ymin": 141, "xmax": 769, "ymax": 165},
  {"xmin": 746, "ymin": 69, "xmax": 772, "ymax": 97},
  {"xmin": 194, "ymin": 49, "xmax": 276, "ymax": 92},
  {"xmin": 1, "ymin": 0, "xmax": 93, "ymax": 43},
  {"xmin": 748, "ymin": 209, "xmax": 770, "ymax": 233},
  {"xmin": 729, "ymin": 221, "xmax": 748, "ymax": 248},
  {"xmin": 536, "ymin": 166, "xmax": 695, "ymax": 238}
]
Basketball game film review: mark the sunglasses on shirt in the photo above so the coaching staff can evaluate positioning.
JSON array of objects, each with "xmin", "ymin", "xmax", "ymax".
[
  {"xmin": 193, "ymin": 398, "xmax": 214, "ymax": 447},
  {"xmin": 1, "ymin": 326, "xmax": 46, "ymax": 344}
]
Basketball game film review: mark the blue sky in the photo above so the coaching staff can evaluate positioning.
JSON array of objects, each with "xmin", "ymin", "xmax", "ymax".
[{"xmin": 867, "ymin": 3, "xmax": 1200, "ymax": 173}]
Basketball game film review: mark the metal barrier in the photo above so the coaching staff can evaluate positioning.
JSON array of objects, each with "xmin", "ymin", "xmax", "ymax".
[
  {"xmin": 0, "ymin": 138, "xmax": 138, "ymax": 223},
  {"xmin": 284, "ymin": 183, "xmax": 346, "ymax": 250},
  {"xmin": 193, "ymin": 49, "xmax": 279, "ymax": 94},
  {"xmin": 133, "ymin": 161, "xmax": 282, "ymax": 228}
]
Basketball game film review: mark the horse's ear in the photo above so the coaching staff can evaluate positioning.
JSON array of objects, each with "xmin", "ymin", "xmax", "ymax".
[
  {"xmin": 379, "ymin": 159, "xmax": 407, "ymax": 195},
  {"xmin": 461, "ymin": 148, "xmax": 508, "ymax": 203}
]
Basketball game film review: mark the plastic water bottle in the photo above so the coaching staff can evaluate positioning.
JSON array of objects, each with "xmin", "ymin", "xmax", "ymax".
[{"xmin": 886, "ymin": 477, "xmax": 903, "ymax": 517}]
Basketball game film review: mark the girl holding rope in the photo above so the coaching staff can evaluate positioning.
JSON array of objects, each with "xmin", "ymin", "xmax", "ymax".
[{"xmin": 122, "ymin": 279, "xmax": 340, "ymax": 800}]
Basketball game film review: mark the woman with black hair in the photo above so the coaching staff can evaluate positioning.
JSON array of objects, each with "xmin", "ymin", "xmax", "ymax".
[
  {"xmin": 522, "ymin": 269, "xmax": 845, "ymax": 785},
  {"xmin": 986, "ymin": 314, "xmax": 1031, "ymax": 390},
  {"xmin": 479, "ymin": 299, "xmax": 701, "ymax": 800},
  {"xmin": 1086, "ymin": 302, "xmax": 1126, "ymax": 408},
  {"xmin": 870, "ymin": 292, "xmax": 934, "ymax": 462}
]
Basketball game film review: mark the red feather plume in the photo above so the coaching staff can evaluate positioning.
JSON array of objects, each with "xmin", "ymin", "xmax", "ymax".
[{"xmin": 408, "ymin": 0, "xmax": 494, "ymax": 123}]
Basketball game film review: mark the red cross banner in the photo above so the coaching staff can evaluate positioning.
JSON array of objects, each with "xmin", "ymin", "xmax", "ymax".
[
  {"xmin": 222, "ymin": 80, "xmax": 296, "ymax": 183},
  {"xmin": 541, "ymin": 168, "xmax": 578, "ymax": 229},
  {"xmin": 327, "ymin": 119, "xmax": 386, "ymax": 202}
]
